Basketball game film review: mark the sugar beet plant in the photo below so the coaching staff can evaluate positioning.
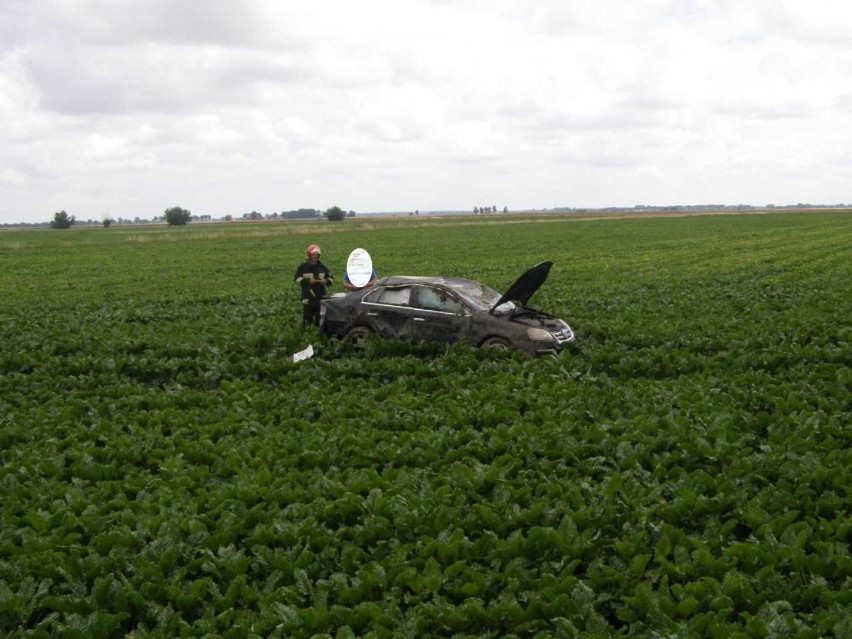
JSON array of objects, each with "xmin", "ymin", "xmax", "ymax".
[{"xmin": 0, "ymin": 212, "xmax": 850, "ymax": 637}]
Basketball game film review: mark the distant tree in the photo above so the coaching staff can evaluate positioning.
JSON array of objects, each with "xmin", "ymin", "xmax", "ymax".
[
  {"xmin": 50, "ymin": 210, "xmax": 75, "ymax": 229},
  {"xmin": 102, "ymin": 218, "xmax": 113, "ymax": 228},
  {"xmin": 473, "ymin": 207, "xmax": 480, "ymax": 214},
  {"xmin": 325, "ymin": 206, "xmax": 346, "ymax": 222},
  {"xmin": 164, "ymin": 206, "xmax": 191, "ymax": 226},
  {"xmin": 503, "ymin": 206, "xmax": 508, "ymax": 213},
  {"xmin": 414, "ymin": 209, "xmax": 419, "ymax": 216},
  {"xmin": 224, "ymin": 214, "xmax": 233, "ymax": 222},
  {"xmin": 347, "ymin": 210, "xmax": 356, "ymax": 217}
]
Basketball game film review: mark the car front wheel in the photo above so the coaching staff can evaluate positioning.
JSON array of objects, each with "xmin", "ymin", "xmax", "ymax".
[
  {"xmin": 344, "ymin": 325, "xmax": 373, "ymax": 347},
  {"xmin": 481, "ymin": 336, "xmax": 511, "ymax": 350}
]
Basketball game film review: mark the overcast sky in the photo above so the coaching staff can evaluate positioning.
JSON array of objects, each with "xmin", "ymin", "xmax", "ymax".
[{"xmin": 1, "ymin": 0, "xmax": 850, "ymax": 224}]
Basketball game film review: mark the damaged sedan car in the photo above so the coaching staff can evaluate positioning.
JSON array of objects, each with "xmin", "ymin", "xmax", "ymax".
[{"xmin": 319, "ymin": 261, "xmax": 575, "ymax": 356}]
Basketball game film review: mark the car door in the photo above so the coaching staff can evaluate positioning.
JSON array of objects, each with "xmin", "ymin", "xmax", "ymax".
[
  {"xmin": 360, "ymin": 285, "xmax": 415, "ymax": 338},
  {"xmin": 410, "ymin": 285, "xmax": 471, "ymax": 344}
]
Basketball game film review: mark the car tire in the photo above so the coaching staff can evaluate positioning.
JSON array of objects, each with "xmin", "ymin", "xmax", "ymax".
[
  {"xmin": 481, "ymin": 336, "xmax": 511, "ymax": 349},
  {"xmin": 343, "ymin": 325, "xmax": 373, "ymax": 347}
]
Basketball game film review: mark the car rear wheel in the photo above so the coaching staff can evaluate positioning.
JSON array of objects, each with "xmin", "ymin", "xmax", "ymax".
[
  {"xmin": 481, "ymin": 336, "xmax": 511, "ymax": 350},
  {"xmin": 343, "ymin": 325, "xmax": 373, "ymax": 347}
]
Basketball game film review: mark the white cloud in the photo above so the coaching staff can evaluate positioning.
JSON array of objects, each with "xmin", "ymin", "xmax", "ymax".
[
  {"xmin": 0, "ymin": 168, "xmax": 29, "ymax": 187},
  {"xmin": 1, "ymin": 0, "xmax": 851, "ymax": 223}
]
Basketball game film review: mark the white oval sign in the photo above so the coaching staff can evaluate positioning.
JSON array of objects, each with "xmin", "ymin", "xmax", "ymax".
[{"xmin": 346, "ymin": 248, "xmax": 373, "ymax": 288}]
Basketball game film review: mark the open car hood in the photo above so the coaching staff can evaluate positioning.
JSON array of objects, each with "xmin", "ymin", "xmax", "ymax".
[{"xmin": 491, "ymin": 261, "xmax": 553, "ymax": 312}]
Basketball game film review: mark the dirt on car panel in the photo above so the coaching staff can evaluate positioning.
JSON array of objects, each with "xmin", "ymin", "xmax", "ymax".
[
  {"xmin": 469, "ymin": 324, "xmax": 489, "ymax": 347},
  {"xmin": 394, "ymin": 313, "xmax": 418, "ymax": 339},
  {"xmin": 368, "ymin": 305, "xmax": 412, "ymax": 339}
]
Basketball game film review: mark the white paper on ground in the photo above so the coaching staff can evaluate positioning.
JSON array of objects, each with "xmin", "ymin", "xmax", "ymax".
[{"xmin": 292, "ymin": 344, "xmax": 314, "ymax": 362}]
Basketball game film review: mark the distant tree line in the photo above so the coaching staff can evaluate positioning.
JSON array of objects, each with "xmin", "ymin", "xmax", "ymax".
[
  {"xmin": 241, "ymin": 208, "xmax": 355, "ymax": 221},
  {"xmin": 29, "ymin": 202, "xmax": 850, "ymax": 230},
  {"xmin": 281, "ymin": 208, "xmax": 321, "ymax": 219},
  {"xmin": 39, "ymin": 206, "xmax": 358, "ymax": 228}
]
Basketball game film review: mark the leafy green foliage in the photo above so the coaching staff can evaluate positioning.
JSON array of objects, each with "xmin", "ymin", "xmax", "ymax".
[
  {"xmin": 325, "ymin": 206, "xmax": 346, "ymax": 222},
  {"xmin": 0, "ymin": 212, "xmax": 850, "ymax": 637},
  {"xmin": 49, "ymin": 210, "xmax": 75, "ymax": 229},
  {"xmin": 164, "ymin": 206, "xmax": 191, "ymax": 226}
]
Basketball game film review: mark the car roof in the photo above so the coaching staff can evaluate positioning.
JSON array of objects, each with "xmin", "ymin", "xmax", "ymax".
[{"xmin": 377, "ymin": 275, "xmax": 478, "ymax": 288}]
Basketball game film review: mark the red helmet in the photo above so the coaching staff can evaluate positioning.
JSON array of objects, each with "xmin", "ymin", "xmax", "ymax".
[{"xmin": 306, "ymin": 244, "xmax": 321, "ymax": 256}]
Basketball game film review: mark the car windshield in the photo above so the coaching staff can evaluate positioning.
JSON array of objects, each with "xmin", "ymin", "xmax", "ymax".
[{"xmin": 444, "ymin": 280, "xmax": 516, "ymax": 313}]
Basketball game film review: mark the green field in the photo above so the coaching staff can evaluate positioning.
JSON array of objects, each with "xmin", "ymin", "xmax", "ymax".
[{"xmin": 1, "ymin": 211, "xmax": 850, "ymax": 638}]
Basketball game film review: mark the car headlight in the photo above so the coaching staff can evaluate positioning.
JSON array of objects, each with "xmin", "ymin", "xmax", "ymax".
[{"xmin": 527, "ymin": 327, "xmax": 554, "ymax": 341}]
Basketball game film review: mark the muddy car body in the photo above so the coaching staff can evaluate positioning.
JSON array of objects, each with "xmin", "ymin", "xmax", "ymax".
[{"xmin": 319, "ymin": 261, "xmax": 574, "ymax": 356}]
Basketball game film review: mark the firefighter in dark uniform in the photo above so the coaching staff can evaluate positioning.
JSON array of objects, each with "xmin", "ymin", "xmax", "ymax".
[{"xmin": 294, "ymin": 244, "xmax": 334, "ymax": 328}]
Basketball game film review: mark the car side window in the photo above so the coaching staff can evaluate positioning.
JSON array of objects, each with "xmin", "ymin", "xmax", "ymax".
[
  {"xmin": 375, "ymin": 286, "xmax": 411, "ymax": 306},
  {"xmin": 417, "ymin": 286, "xmax": 463, "ymax": 313},
  {"xmin": 363, "ymin": 288, "xmax": 384, "ymax": 304}
]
